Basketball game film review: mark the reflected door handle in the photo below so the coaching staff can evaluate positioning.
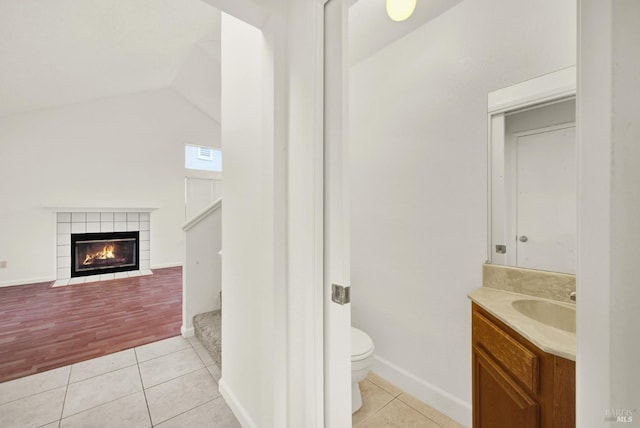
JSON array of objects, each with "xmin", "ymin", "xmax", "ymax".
[{"xmin": 519, "ymin": 235, "xmax": 528, "ymax": 243}]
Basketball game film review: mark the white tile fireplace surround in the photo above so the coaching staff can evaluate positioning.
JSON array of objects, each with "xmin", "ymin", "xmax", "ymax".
[{"xmin": 51, "ymin": 208, "xmax": 156, "ymax": 287}]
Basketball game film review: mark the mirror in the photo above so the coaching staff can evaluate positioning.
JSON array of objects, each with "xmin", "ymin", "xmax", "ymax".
[{"xmin": 488, "ymin": 67, "xmax": 577, "ymax": 274}]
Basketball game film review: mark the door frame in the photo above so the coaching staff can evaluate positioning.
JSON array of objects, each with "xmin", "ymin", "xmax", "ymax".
[
  {"xmin": 202, "ymin": 1, "xmax": 329, "ymax": 426},
  {"xmin": 197, "ymin": 1, "xmax": 349, "ymax": 426},
  {"xmin": 323, "ymin": 0, "xmax": 352, "ymax": 426}
]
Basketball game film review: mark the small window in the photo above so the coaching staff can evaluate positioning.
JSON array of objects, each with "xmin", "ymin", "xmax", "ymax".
[{"xmin": 185, "ymin": 145, "xmax": 222, "ymax": 172}]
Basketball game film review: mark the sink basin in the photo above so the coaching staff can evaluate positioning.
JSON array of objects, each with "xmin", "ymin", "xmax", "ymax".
[{"xmin": 511, "ymin": 299, "xmax": 576, "ymax": 333}]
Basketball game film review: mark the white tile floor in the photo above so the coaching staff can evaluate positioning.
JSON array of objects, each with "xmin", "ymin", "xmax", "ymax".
[{"xmin": 0, "ymin": 336, "xmax": 239, "ymax": 428}]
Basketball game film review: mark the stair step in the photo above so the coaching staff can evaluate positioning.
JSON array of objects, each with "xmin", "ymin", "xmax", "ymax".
[{"xmin": 193, "ymin": 309, "xmax": 221, "ymax": 368}]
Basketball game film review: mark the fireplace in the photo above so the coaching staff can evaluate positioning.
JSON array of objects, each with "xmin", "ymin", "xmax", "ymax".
[{"xmin": 71, "ymin": 231, "xmax": 140, "ymax": 278}]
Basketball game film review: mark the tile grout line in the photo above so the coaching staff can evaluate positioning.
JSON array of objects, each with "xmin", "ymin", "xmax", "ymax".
[
  {"xmin": 136, "ymin": 340, "xmax": 193, "ymax": 365},
  {"xmin": 150, "ymin": 396, "xmax": 223, "ymax": 427},
  {"xmin": 53, "ymin": 358, "xmax": 146, "ymax": 420},
  {"xmin": 68, "ymin": 363, "xmax": 139, "ymax": 385},
  {"xmin": 189, "ymin": 338, "xmax": 209, "ymax": 367},
  {"xmin": 392, "ymin": 396, "xmax": 446, "ymax": 428},
  {"xmin": 139, "ymin": 364, "xmax": 208, "ymax": 391},
  {"xmin": 355, "ymin": 396, "xmax": 445, "ymax": 428},
  {"xmin": 357, "ymin": 376, "xmax": 452, "ymax": 428},
  {"xmin": 134, "ymin": 347, "xmax": 154, "ymax": 427},
  {"xmin": 353, "ymin": 379, "xmax": 396, "ymax": 428},
  {"xmin": 141, "ymin": 338, "xmax": 222, "ymax": 426},
  {"xmin": 0, "ymin": 380, "xmax": 62, "ymax": 406},
  {"xmin": 355, "ymin": 394, "xmax": 397, "ymax": 428},
  {"xmin": 3, "ymin": 335, "xmax": 220, "ymax": 427},
  {"xmin": 59, "ymin": 391, "xmax": 144, "ymax": 424},
  {"xmin": 366, "ymin": 378, "xmax": 403, "ymax": 399},
  {"xmin": 136, "ymin": 340, "xmax": 212, "ymax": 424},
  {"xmin": 188, "ymin": 335, "xmax": 219, "ymax": 374},
  {"xmin": 56, "ymin": 366, "xmax": 73, "ymax": 427},
  {"xmin": 395, "ymin": 395, "xmax": 447, "ymax": 427},
  {"xmin": 0, "ymin": 334, "xmax": 198, "ymax": 425}
]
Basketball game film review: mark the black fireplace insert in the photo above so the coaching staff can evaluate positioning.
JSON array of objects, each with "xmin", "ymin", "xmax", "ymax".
[{"xmin": 71, "ymin": 231, "xmax": 139, "ymax": 278}]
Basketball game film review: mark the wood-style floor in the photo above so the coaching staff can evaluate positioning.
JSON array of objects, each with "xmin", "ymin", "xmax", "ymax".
[{"xmin": 0, "ymin": 267, "xmax": 182, "ymax": 383}]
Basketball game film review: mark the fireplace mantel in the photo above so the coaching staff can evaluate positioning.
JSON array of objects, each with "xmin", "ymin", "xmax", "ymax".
[{"xmin": 45, "ymin": 206, "xmax": 158, "ymax": 213}]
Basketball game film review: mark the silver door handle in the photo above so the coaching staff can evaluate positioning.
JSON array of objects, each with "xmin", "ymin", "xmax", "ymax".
[
  {"xmin": 331, "ymin": 284, "xmax": 351, "ymax": 305},
  {"xmin": 519, "ymin": 236, "xmax": 528, "ymax": 243}
]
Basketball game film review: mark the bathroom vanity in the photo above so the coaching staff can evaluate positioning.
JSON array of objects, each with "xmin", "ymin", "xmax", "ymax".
[{"xmin": 471, "ymin": 301, "xmax": 575, "ymax": 428}]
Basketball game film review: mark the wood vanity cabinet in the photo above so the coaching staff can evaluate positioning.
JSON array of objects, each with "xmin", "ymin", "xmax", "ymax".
[{"xmin": 472, "ymin": 303, "xmax": 575, "ymax": 428}]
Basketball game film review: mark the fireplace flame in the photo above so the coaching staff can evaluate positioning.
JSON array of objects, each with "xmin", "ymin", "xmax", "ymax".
[{"xmin": 82, "ymin": 244, "xmax": 116, "ymax": 266}]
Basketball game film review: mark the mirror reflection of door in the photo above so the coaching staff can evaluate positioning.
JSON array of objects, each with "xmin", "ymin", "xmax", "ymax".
[
  {"xmin": 503, "ymin": 98, "xmax": 576, "ymax": 274},
  {"xmin": 513, "ymin": 124, "xmax": 576, "ymax": 273}
]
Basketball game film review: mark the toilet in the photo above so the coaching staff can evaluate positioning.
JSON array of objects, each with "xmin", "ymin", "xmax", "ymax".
[{"xmin": 351, "ymin": 326, "xmax": 375, "ymax": 413}]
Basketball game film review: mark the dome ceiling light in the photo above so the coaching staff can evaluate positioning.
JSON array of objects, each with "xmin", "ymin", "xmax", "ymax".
[{"xmin": 386, "ymin": 0, "xmax": 417, "ymax": 22}]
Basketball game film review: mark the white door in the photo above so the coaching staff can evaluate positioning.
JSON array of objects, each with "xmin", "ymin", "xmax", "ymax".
[
  {"xmin": 324, "ymin": 0, "xmax": 352, "ymax": 426},
  {"xmin": 515, "ymin": 124, "xmax": 576, "ymax": 273}
]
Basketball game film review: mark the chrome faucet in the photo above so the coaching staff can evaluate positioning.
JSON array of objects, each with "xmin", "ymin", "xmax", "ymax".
[{"xmin": 569, "ymin": 291, "xmax": 576, "ymax": 302}]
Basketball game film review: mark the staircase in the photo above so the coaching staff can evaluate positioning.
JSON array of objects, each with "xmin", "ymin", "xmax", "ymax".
[
  {"xmin": 182, "ymin": 198, "xmax": 223, "ymax": 367},
  {"xmin": 181, "ymin": 198, "xmax": 222, "ymax": 336},
  {"xmin": 193, "ymin": 309, "xmax": 222, "ymax": 368}
]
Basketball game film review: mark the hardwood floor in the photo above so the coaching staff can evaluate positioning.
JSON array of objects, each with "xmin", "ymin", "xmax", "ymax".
[{"xmin": 0, "ymin": 267, "xmax": 182, "ymax": 383}]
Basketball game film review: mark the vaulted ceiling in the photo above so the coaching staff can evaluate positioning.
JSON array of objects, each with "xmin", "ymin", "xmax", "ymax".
[
  {"xmin": 0, "ymin": 0, "xmax": 462, "ymax": 118},
  {"xmin": 0, "ymin": 0, "xmax": 220, "ymax": 117},
  {"xmin": 349, "ymin": 0, "xmax": 464, "ymax": 65}
]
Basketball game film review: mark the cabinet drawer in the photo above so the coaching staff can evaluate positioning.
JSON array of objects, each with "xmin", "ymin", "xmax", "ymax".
[{"xmin": 473, "ymin": 310, "xmax": 539, "ymax": 394}]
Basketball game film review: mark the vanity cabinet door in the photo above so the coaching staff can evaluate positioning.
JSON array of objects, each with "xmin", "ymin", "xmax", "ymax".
[
  {"xmin": 473, "ymin": 346, "xmax": 539, "ymax": 428},
  {"xmin": 471, "ymin": 303, "xmax": 575, "ymax": 428}
]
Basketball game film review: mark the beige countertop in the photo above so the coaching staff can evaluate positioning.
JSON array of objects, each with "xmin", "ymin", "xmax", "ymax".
[{"xmin": 468, "ymin": 287, "xmax": 576, "ymax": 361}]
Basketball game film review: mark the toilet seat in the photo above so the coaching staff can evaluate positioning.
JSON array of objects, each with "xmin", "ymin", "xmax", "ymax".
[{"xmin": 351, "ymin": 327, "xmax": 374, "ymax": 361}]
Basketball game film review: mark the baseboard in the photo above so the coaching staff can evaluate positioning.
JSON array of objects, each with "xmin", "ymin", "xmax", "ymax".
[
  {"xmin": 372, "ymin": 355, "xmax": 472, "ymax": 427},
  {"xmin": 0, "ymin": 264, "xmax": 181, "ymax": 288},
  {"xmin": 151, "ymin": 262, "xmax": 183, "ymax": 269},
  {"xmin": 219, "ymin": 378, "xmax": 259, "ymax": 428},
  {"xmin": 0, "ymin": 276, "xmax": 55, "ymax": 288},
  {"xmin": 181, "ymin": 325, "xmax": 194, "ymax": 337}
]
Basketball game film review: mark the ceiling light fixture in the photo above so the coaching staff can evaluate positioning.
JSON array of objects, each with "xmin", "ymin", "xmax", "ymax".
[{"xmin": 386, "ymin": 0, "xmax": 417, "ymax": 22}]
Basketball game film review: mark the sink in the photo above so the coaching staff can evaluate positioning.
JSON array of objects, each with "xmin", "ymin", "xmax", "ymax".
[{"xmin": 511, "ymin": 299, "xmax": 576, "ymax": 333}]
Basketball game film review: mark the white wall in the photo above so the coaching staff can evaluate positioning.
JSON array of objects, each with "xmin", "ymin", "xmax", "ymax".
[
  {"xmin": 349, "ymin": 0, "xmax": 576, "ymax": 424},
  {"xmin": 0, "ymin": 89, "xmax": 220, "ymax": 286},
  {"xmin": 219, "ymin": 13, "xmax": 275, "ymax": 428},
  {"xmin": 578, "ymin": 1, "xmax": 640, "ymax": 426},
  {"xmin": 216, "ymin": 1, "xmax": 326, "ymax": 425}
]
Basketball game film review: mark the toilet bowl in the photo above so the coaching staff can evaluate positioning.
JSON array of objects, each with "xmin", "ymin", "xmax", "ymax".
[{"xmin": 351, "ymin": 327, "xmax": 374, "ymax": 413}]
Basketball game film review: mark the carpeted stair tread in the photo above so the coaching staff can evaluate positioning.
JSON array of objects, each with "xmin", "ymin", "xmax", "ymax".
[{"xmin": 193, "ymin": 309, "xmax": 221, "ymax": 368}]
